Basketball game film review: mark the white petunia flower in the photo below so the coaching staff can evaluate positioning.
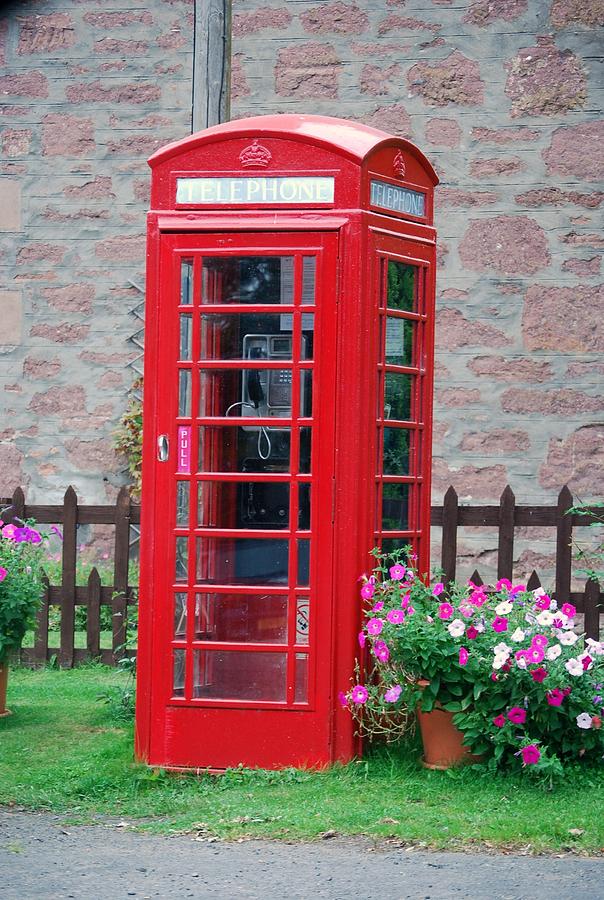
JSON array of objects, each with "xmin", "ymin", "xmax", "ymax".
[
  {"xmin": 545, "ymin": 644, "xmax": 562, "ymax": 661},
  {"xmin": 495, "ymin": 600, "xmax": 513, "ymax": 616},
  {"xmin": 536, "ymin": 610, "xmax": 554, "ymax": 626},
  {"xmin": 533, "ymin": 587, "xmax": 546, "ymax": 598},
  {"xmin": 493, "ymin": 642, "xmax": 511, "ymax": 657},
  {"xmin": 515, "ymin": 655, "xmax": 528, "ymax": 669},
  {"xmin": 447, "ymin": 618, "xmax": 466, "ymax": 638},
  {"xmin": 578, "ymin": 652, "xmax": 594, "ymax": 671},
  {"xmin": 492, "ymin": 654, "xmax": 508, "ymax": 670},
  {"xmin": 559, "ymin": 631, "xmax": 579, "ymax": 646},
  {"xmin": 576, "ymin": 713, "xmax": 593, "ymax": 730},
  {"xmin": 565, "ymin": 658, "xmax": 583, "ymax": 677},
  {"xmin": 586, "ymin": 638, "xmax": 604, "ymax": 656},
  {"xmin": 510, "ymin": 628, "xmax": 525, "ymax": 643}
]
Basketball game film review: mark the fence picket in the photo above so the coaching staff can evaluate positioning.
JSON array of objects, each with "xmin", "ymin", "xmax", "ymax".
[
  {"xmin": 526, "ymin": 570, "xmax": 542, "ymax": 592},
  {"xmin": 555, "ymin": 485, "xmax": 573, "ymax": 607},
  {"xmin": 112, "ymin": 486, "xmax": 131, "ymax": 661},
  {"xmin": 441, "ymin": 486, "xmax": 458, "ymax": 585},
  {"xmin": 86, "ymin": 567, "xmax": 101, "ymax": 658},
  {"xmin": 33, "ymin": 573, "xmax": 50, "ymax": 665},
  {"xmin": 584, "ymin": 578, "xmax": 600, "ymax": 642},
  {"xmin": 59, "ymin": 486, "xmax": 77, "ymax": 668},
  {"xmin": 497, "ymin": 485, "xmax": 515, "ymax": 582}
]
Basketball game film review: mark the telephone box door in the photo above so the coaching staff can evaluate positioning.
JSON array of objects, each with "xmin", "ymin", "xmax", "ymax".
[{"xmin": 144, "ymin": 230, "xmax": 339, "ymax": 769}]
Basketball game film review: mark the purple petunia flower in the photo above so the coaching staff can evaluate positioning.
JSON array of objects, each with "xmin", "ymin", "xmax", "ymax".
[
  {"xmin": 389, "ymin": 564, "xmax": 406, "ymax": 581},
  {"xmin": 351, "ymin": 685, "xmax": 368, "ymax": 705},
  {"xmin": 386, "ymin": 608, "xmax": 405, "ymax": 625},
  {"xmin": 366, "ymin": 617, "xmax": 384, "ymax": 636},
  {"xmin": 384, "ymin": 684, "xmax": 402, "ymax": 703}
]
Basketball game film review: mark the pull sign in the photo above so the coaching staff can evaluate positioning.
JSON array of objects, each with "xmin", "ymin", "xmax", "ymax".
[{"xmin": 176, "ymin": 426, "xmax": 191, "ymax": 474}]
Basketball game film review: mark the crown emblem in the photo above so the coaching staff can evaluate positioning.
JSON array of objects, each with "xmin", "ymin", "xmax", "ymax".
[
  {"xmin": 393, "ymin": 150, "xmax": 406, "ymax": 177},
  {"xmin": 239, "ymin": 139, "xmax": 272, "ymax": 168}
]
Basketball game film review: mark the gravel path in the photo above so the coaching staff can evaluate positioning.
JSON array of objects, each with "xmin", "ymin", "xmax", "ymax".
[{"xmin": 1, "ymin": 808, "xmax": 603, "ymax": 900}]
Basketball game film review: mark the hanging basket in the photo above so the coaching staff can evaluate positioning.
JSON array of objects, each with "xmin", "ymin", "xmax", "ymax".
[
  {"xmin": 415, "ymin": 680, "xmax": 480, "ymax": 770},
  {"xmin": 0, "ymin": 662, "xmax": 11, "ymax": 718}
]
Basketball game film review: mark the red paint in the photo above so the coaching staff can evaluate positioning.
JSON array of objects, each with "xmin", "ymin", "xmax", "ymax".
[{"xmin": 137, "ymin": 115, "xmax": 438, "ymax": 771}]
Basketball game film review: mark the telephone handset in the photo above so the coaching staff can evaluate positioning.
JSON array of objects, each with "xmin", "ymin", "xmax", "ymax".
[{"xmin": 241, "ymin": 334, "xmax": 304, "ymax": 429}]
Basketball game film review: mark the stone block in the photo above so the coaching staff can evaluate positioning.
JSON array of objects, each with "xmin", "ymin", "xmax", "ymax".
[
  {"xmin": 0, "ymin": 291, "xmax": 22, "ymax": 345},
  {"xmin": 0, "ymin": 180, "xmax": 21, "ymax": 231}
]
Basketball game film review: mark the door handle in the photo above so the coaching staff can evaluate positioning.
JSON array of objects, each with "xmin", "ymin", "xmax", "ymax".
[{"xmin": 157, "ymin": 434, "xmax": 169, "ymax": 462}]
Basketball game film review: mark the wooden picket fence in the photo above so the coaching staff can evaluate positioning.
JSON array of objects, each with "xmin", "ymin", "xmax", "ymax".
[{"xmin": 1, "ymin": 483, "xmax": 602, "ymax": 668}]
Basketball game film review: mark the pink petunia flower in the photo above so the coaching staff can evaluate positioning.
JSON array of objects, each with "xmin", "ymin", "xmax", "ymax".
[
  {"xmin": 527, "ymin": 646, "xmax": 545, "ymax": 665},
  {"xmin": 386, "ymin": 608, "xmax": 405, "ymax": 625},
  {"xmin": 366, "ymin": 617, "xmax": 384, "ymax": 636},
  {"xmin": 520, "ymin": 744, "xmax": 540, "ymax": 765},
  {"xmin": 507, "ymin": 707, "xmax": 527, "ymax": 725},
  {"xmin": 1, "ymin": 524, "xmax": 17, "ymax": 540},
  {"xmin": 492, "ymin": 616, "xmax": 509, "ymax": 633},
  {"xmin": 470, "ymin": 589, "xmax": 487, "ymax": 607},
  {"xmin": 400, "ymin": 593, "xmax": 410, "ymax": 609},
  {"xmin": 338, "ymin": 691, "xmax": 348, "ymax": 709},
  {"xmin": 534, "ymin": 595, "xmax": 551, "ymax": 611},
  {"xmin": 459, "ymin": 647, "xmax": 469, "ymax": 666},
  {"xmin": 351, "ymin": 685, "xmax": 368, "ymax": 705},
  {"xmin": 531, "ymin": 634, "xmax": 548, "ymax": 648},
  {"xmin": 466, "ymin": 626, "xmax": 479, "ymax": 640},
  {"xmin": 372, "ymin": 600, "xmax": 384, "ymax": 612},
  {"xmin": 432, "ymin": 582, "xmax": 444, "ymax": 596},
  {"xmin": 361, "ymin": 582, "xmax": 375, "ymax": 600},
  {"xmin": 546, "ymin": 688, "xmax": 565, "ymax": 707},
  {"xmin": 358, "ymin": 631, "xmax": 366, "ymax": 649},
  {"xmin": 407, "ymin": 606, "xmax": 415, "ymax": 615},
  {"xmin": 493, "ymin": 714, "xmax": 506, "ymax": 727},
  {"xmin": 561, "ymin": 602, "xmax": 576, "ymax": 618},
  {"xmin": 530, "ymin": 667, "xmax": 548, "ymax": 683},
  {"xmin": 384, "ymin": 684, "xmax": 402, "ymax": 703},
  {"xmin": 509, "ymin": 584, "xmax": 526, "ymax": 597},
  {"xmin": 389, "ymin": 564, "xmax": 406, "ymax": 580},
  {"xmin": 0, "ymin": 566, "xmax": 7, "ymax": 582},
  {"xmin": 373, "ymin": 640, "xmax": 390, "ymax": 663},
  {"xmin": 496, "ymin": 578, "xmax": 512, "ymax": 592},
  {"xmin": 437, "ymin": 602, "xmax": 454, "ymax": 620}
]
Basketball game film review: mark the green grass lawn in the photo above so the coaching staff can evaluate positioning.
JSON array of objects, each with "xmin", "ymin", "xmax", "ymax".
[{"xmin": 1, "ymin": 666, "xmax": 603, "ymax": 853}]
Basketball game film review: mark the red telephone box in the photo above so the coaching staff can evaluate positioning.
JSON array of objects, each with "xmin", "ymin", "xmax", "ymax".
[{"xmin": 136, "ymin": 114, "xmax": 438, "ymax": 770}]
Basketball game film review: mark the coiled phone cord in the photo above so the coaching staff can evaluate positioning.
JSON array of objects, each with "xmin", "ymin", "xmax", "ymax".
[{"xmin": 224, "ymin": 401, "xmax": 272, "ymax": 461}]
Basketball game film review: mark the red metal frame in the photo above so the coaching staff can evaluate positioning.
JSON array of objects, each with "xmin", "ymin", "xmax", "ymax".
[{"xmin": 136, "ymin": 115, "xmax": 437, "ymax": 770}]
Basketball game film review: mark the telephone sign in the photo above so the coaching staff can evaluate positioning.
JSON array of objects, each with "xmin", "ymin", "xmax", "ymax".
[{"xmin": 136, "ymin": 115, "xmax": 438, "ymax": 771}]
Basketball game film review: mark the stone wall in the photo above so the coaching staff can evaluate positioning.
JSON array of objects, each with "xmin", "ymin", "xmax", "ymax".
[
  {"xmin": 0, "ymin": 0, "xmax": 193, "ymax": 502},
  {"xmin": 1, "ymin": 0, "xmax": 602, "ymax": 543}
]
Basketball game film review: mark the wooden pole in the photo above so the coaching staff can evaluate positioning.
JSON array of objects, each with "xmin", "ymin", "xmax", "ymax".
[{"xmin": 193, "ymin": 0, "xmax": 231, "ymax": 132}]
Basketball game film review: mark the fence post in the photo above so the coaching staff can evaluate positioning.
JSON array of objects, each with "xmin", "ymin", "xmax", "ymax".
[
  {"xmin": 526, "ymin": 570, "xmax": 542, "ymax": 592},
  {"xmin": 441, "ymin": 486, "xmax": 458, "ymax": 585},
  {"xmin": 87, "ymin": 567, "xmax": 101, "ymax": 659},
  {"xmin": 555, "ymin": 485, "xmax": 573, "ymax": 607},
  {"xmin": 497, "ymin": 485, "xmax": 515, "ymax": 582},
  {"xmin": 584, "ymin": 578, "xmax": 600, "ymax": 642},
  {"xmin": 33, "ymin": 573, "xmax": 50, "ymax": 667},
  {"xmin": 59, "ymin": 486, "xmax": 77, "ymax": 668},
  {"xmin": 112, "ymin": 486, "xmax": 131, "ymax": 661}
]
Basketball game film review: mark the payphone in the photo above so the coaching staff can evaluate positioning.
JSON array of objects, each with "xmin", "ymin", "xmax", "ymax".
[{"xmin": 136, "ymin": 114, "xmax": 438, "ymax": 771}]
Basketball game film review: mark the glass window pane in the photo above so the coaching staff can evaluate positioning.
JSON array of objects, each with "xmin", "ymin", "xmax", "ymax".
[
  {"xmin": 384, "ymin": 372, "xmax": 412, "ymax": 421},
  {"xmin": 381, "ymin": 537, "xmax": 410, "ymax": 556},
  {"xmin": 295, "ymin": 653, "xmax": 309, "ymax": 703},
  {"xmin": 302, "ymin": 256, "xmax": 316, "ymax": 305},
  {"xmin": 196, "ymin": 537, "xmax": 289, "ymax": 585},
  {"xmin": 173, "ymin": 649, "xmax": 185, "ymax": 697},
  {"xmin": 192, "ymin": 650, "xmax": 287, "ymax": 701},
  {"xmin": 297, "ymin": 539, "xmax": 310, "ymax": 586},
  {"xmin": 382, "ymin": 483, "xmax": 410, "ymax": 531},
  {"xmin": 179, "ymin": 369, "xmax": 191, "ymax": 417},
  {"xmin": 298, "ymin": 484, "xmax": 311, "ymax": 529},
  {"xmin": 201, "ymin": 256, "xmax": 294, "ymax": 305},
  {"xmin": 198, "ymin": 426, "xmax": 291, "ymax": 473},
  {"xmin": 387, "ymin": 261, "xmax": 416, "ymax": 312},
  {"xmin": 385, "ymin": 316, "xmax": 414, "ymax": 367},
  {"xmin": 180, "ymin": 259, "xmax": 193, "ymax": 306},
  {"xmin": 174, "ymin": 592, "xmax": 187, "ymax": 638},
  {"xmin": 382, "ymin": 428, "xmax": 410, "ymax": 476},
  {"xmin": 179, "ymin": 314, "xmax": 192, "ymax": 360},
  {"xmin": 296, "ymin": 596, "xmax": 309, "ymax": 645},
  {"xmin": 301, "ymin": 314, "xmax": 314, "ymax": 359},
  {"xmin": 175, "ymin": 536, "xmax": 189, "ymax": 582},
  {"xmin": 200, "ymin": 313, "xmax": 295, "ymax": 360},
  {"xmin": 299, "ymin": 427, "xmax": 312, "ymax": 473},
  {"xmin": 200, "ymin": 368, "xmax": 295, "ymax": 422},
  {"xmin": 176, "ymin": 481, "xmax": 190, "ymax": 527},
  {"xmin": 198, "ymin": 481, "xmax": 290, "ymax": 529},
  {"xmin": 195, "ymin": 592, "xmax": 288, "ymax": 643},
  {"xmin": 300, "ymin": 370, "xmax": 312, "ymax": 418}
]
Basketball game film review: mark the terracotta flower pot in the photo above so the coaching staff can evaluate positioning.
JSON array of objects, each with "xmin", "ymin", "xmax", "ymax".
[
  {"xmin": 0, "ymin": 662, "xmax": 11, "ymax": 718},
  {"xmin": 416, "ymin": 680, "xmax": 480, "ymax": 770}
]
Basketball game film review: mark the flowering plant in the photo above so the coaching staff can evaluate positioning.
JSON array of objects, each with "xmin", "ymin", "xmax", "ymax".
[
  {"xmin": 341, "ymin": 549, "xmax": 604, "ymax": 776},
  {"xmin": 0, "ymin": 518, "xmax": 47, "ymax": 664}
]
